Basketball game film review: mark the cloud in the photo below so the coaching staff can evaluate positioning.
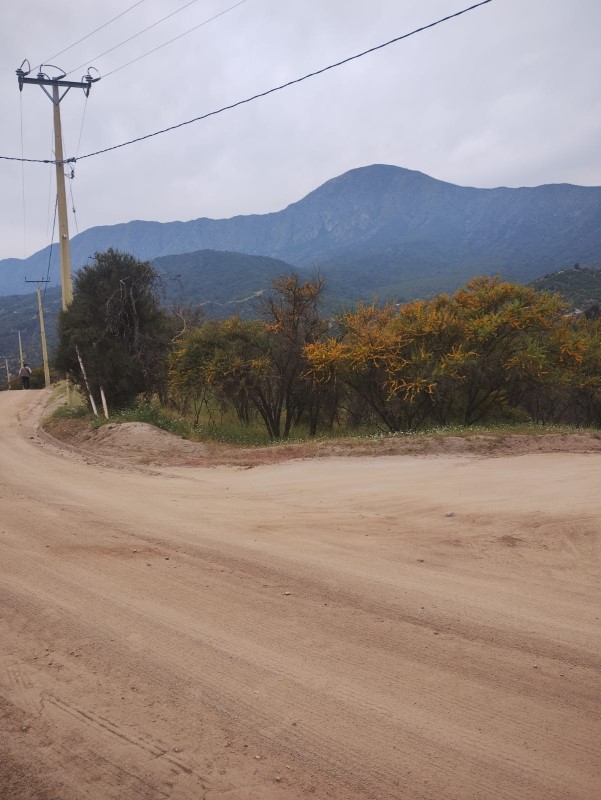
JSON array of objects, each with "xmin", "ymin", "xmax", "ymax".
[{"xmin": 1, "ymin": 0, "xmax": 600, "ymax": 263}]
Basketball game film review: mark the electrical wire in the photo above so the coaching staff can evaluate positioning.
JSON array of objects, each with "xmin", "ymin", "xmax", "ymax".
[
  {"xmin": 69, "ymin": 178, "xmax": 79, "ymax": 234},
  {"xmin": 77, "ymin": 0, "xmax": 494, "ymax": 163},
  {"xmin": 45, "ymin": 167, "xmax": 54, "ymax": 243},
  {"xmin": 19, "ymin": 93, "xmax": 27, "ymax": 260},
  {"xmin": 21, "ymin": 194, "xmax": 56, "ymax": 362},
  {"xmin": 65, "ymin": 0, "xmax": 205, "ymax": 76},
  {"xmin": 0, "ymin": 0, "xmax": 494, "ymax": 166},
  {"xmin": 66, "ymin": 95, "xmax": 88, "ymax": 236},
  {"xmin": 43, "ymin": 196, "xmax": 58, "ymax": 303},
  {"xmin": 53, "ymin": 121, "xmax": 81, "ymax": 233},
  {"xmin": 102, "ymin": 0, "xmax": 249, "ymax": 79},
  {"xmin": 75, "ymin": 95, "xmax": 89, "ymax": 158},
  {"xmin": 45, "ymin": 122, "xmax": 56, "ymax": 249},
  {"xmin": 42, "ymin": 0, "xmax": 149, "ymax": 64},
  {"xmin": 0, "ymin": 153, "xmax": 55, "ymax": 164}
]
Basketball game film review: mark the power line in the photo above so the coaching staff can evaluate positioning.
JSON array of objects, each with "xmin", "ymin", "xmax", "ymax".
[
  {"xmin": 19, "ymin": 93, "xmax": 27, "ymax": 260},
  {"xmin": 103, "ymin": 0, "xmax": 249, "ymax": 79},
  {"xmin": 45, "ymin": 125, "xmax": 56, "ymax": 246},
  {"xmin": 68, "ymin": 179, "xmax": 78, "ymax": 234},
  {"xmin": 74, "ymin": 95, "xmax": 89, "ymax": 159},
  {"xmin": 42, "ymin": 0, "xmax": 149, "ymax": 64},
  {"xmin": 65, "ymin": 0, "xmax": 204, "ymax": 76},
  {"xmin": 77, "ymin": 0, "xmax": 494, "ymax": 162},
  {"xmin": 2, "ymin": 0, "xmax": 493, "ymax": 166},
  {"xmin": 0, "ymin": 153, "xmax": 55, "ymax": 164},
  {"xmin": 43, "ymin": 196, "xmax": 59, "ymax": 303}
]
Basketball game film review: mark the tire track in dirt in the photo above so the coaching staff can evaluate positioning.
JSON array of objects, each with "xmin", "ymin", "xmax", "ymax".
[
  {"xmin": 1, "ymin": 390, "xmax": 601, "ymax": 799},
  {"xmin": 1, "ymin": 538, "xmax": 599, "ymax": 800}
]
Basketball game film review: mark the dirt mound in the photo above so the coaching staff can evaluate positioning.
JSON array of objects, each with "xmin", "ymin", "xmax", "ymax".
[
  {"xmin": 93, "ymin": 422, "xmax": 210, "ymax": 464},
  {"xmin": 43, "ymin": 418, "xmax": 210, "ymax": 466}
]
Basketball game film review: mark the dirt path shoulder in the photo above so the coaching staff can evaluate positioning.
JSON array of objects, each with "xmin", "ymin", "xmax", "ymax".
[{"xmin": 42, "ymin": 409, "xmax": 601, "ymax": 469}]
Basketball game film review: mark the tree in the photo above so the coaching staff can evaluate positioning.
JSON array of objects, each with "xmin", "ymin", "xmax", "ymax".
[
  {"xmin": 55, "ymin": 249, "xmax": 170, "ymax": 409},
  {"xmin": 306, "ymin": 277, "xmax": 569, "ymax": 431},
  {"xmin": 168, "ymin": 274, "xmax": 330, "ymax": 439},
  {"xmin": 550, "ymin": 315, "xmax": 601, "ymax": 425},
  {"xmin": 169, "ymin": 318, "xmax": 254, "ymax": 426},
  {"xmin": 261, "ymin": 273, "xmax": 329, "ymax": 437},
  {"xmin": 448, "ymin": 277, "xmax": 565, "ymax": 423},
  {"xmin": 306, "ymin": 301, "xmax": 451, "ymax": 432}
]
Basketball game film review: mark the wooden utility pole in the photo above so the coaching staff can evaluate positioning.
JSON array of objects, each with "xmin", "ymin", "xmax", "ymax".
[
  {"xmin": 52, "ymin": 83, "xmax": 73, "ymax": 308},
  {"xmin": 16, "ymin": 62, "xmax": 99, "ymax": 309},
  {"xmin": 4, "ymin": 358, "xmax": 10, "ymax": 390},
  {"xmin": 25, "ymin": 279, "xmax": 51, "ymax": 388},
  {"xmin": 16, "ymin": 62, "xmax": 99, "ymax": 401},
  {"xmin": 11, "ymin": 329, "xmax": 24, "ymax": 367}
]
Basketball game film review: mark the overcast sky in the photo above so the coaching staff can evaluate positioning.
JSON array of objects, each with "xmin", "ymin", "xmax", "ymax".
[{"xmin": 0, "ymin": 0, "xmax": 600, "ymax": 262}]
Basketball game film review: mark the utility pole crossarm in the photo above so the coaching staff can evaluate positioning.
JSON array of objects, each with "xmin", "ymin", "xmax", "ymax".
[
  {"xmin": 16, "ymin": 62, "xmax": 100, "ymax": 102},
  {"xmin": 18, "ymin": 76, "xmax": 95, "ymax": 90}
]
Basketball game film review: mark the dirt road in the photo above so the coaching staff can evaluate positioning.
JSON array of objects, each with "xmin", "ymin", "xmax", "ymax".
[{"xmin": 1, "ymin": 390, "xmax": 600, "ymax": 799}]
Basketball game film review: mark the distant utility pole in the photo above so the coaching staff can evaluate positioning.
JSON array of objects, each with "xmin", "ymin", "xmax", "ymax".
[
  {"xmin": 25, "ymin": 278, "xmax": 51, "ymax": 388},
  {"xmin": 4, "ymin": 358, "xmax": 10, "ymax": 390},
  {"xmin": 11, "ymin": 329, "xmax": 24, "ymax": 367},
  {"xmin": 16, "ymin": 62, "xmax": 99, "ymax": 310}
]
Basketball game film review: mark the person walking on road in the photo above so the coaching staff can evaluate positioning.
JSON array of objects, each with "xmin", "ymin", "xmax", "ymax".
[{"xmin": 19, "ymin": 363, "xmax": 32, "ymax": 390}]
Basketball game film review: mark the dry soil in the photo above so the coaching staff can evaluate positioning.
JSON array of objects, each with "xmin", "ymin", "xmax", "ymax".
[{"xmin": 1, "ymin": 389, "xmax": 600, "ymax": 799}]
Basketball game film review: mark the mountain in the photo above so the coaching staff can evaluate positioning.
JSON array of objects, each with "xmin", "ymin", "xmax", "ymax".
[
  {"xmin": 1, "ymin": 165, "xmax": 600, "ymax": 299},
  {"xmin": 154, "ymin": 249, "xmax": 299, "ymax": 312}
]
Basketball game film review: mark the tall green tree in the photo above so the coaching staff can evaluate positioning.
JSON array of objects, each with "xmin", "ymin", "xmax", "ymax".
[{"xmin": 55, "ymin": 249, "xmax": 170, "ymax": 409}]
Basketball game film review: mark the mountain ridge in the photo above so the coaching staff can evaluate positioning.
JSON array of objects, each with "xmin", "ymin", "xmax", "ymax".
[{"xmin": 1, "ymin": 164, "xmax": 600, "ymax": 297}]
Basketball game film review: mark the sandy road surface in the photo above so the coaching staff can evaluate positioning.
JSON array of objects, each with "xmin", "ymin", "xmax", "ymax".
[{"xmin": 1, "ymin": 391, "xmax": 600, "ymax": 800}]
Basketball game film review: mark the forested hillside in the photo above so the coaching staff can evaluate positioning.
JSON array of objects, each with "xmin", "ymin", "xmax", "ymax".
[{"xmin": 531, "ymin": 265, "xmax": 601, "ymax": 313}]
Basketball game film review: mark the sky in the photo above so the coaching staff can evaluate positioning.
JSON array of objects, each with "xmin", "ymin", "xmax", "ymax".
[{"xmin": 0, "ymin": 0, "xmax": 600, "ymax": 261}]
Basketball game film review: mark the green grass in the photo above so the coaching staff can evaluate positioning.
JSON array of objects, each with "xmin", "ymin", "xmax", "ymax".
[
  {"xmin": 389, "ymin": 421, "xmax": 595, "ymax": 439},
  {"xmin": 46, "ymin": 397, "xmax": 599, "ymax": 447},
  {"xmin": 142, "ymin": 415, "xmax": 598, "ymax": 446},
  {"xmin": 198, "ymin": 423, "xmax": 281, "ymax": 446},
  {"xmin": 49, "ymin": 404, "xmax": 89, "ymax": 421}
]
